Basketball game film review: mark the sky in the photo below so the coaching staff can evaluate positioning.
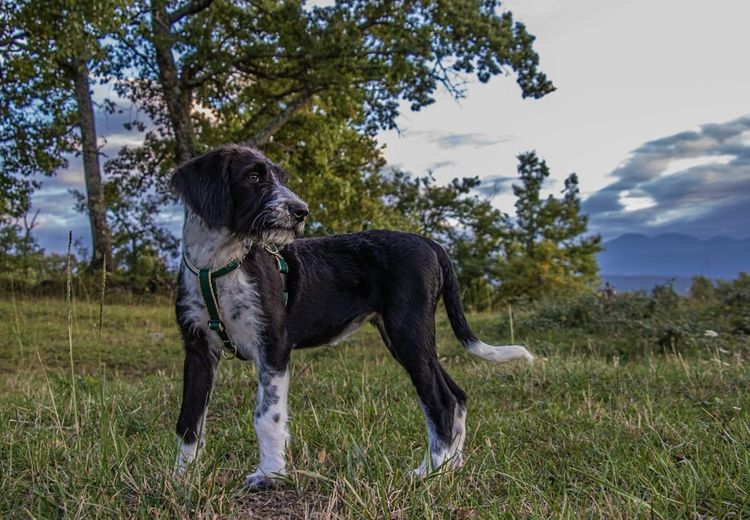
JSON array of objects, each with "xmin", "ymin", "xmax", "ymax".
[{"xmin": 28, "ymin": 0, "xmax": 750, "ymax": 253}]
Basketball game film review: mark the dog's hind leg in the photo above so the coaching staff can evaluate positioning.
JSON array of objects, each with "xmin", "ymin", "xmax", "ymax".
[
  {"xmin": 438, "ymin": 365, "xmax": 468, "ymax": 468},
  {"xmin": 175, "ymin": 334, "xmax": 219, "ymax": 474},
  {"xmin": 377, "ymin": 315, "xmax": 467, "ymax": 476}
]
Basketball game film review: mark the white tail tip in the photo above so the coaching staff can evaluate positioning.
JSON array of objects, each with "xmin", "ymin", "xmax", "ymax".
[{"xmin": 467, "ymin": 341, "xmax": 534, "ymax": 363}]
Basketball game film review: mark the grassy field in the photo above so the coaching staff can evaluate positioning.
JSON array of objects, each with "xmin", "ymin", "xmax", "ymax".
[{"xmin": 0, "ymin": 295, "xmax": 748, "ymax": 519}]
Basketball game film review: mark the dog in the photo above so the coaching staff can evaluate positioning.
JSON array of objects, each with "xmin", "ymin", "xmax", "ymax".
[{"xmin": 171, "ymin": 144, "xmax": 534, "ymax": 489}]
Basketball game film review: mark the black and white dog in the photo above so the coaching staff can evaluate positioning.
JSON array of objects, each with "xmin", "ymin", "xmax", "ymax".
[{"xmin": 172, "ymin": 144, "xmax": 533, "ymax": 489}]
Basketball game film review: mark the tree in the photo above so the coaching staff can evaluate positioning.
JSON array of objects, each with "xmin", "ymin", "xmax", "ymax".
[
  {"xmin": 3, "ymin": 1, "xmax": 555, "ymax": 281},
  {"xmin": 497, "ymin": 152, "xmax": 602, "ymax": 301},
  {"xmin": 0, "ymin": 209, "xmax": 42, "ymax": 276},
  {"xmin": 0, "ymin": 0, "xmax": 122, "ymax": 269},
  {"xmin": 109, "ymin": 0, "xmax": 553, "ymax": 229}
]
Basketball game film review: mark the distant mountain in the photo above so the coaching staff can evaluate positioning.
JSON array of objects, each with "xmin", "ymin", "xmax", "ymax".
[
  {"xmin": 600, "ymin": 275, "xmax": 695, "ymax": 294},
  {"xmin": 597, "ymin": 233, "xmax": 750, "ymax": 291}
]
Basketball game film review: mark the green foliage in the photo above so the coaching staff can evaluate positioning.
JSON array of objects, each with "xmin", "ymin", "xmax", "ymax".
[
  {"xmin": 497, "ymin": 152, "xmax": 602, "ymax": 302},
  {"xmin": 72, "ymin": 176, "xmax": 180, "ymax": 276},
  {"xmin": 0, "ymin": 217, "xmax": 45, "ymax": 278},
  {"xmin": 1, "ymin": 0, "xmax": 126, "ymax": 268},
  {"xmin": 124, "ymin": 0, "xmax": 554, "ymax": 139},
  {"xmin": 0, "ymin": 1, "xmax": 79, "ymax": 217},
  {"xmin": 263, "ymin": 113, "xmax": 406, "ymax": 235},
  {"xmin": 4, "ymin": 1, "xmax": 574, "ymax": 301},
  {"xmin": 515, "ymin": 275, "xmax": 750, "ymax": 357},
  {"xmin": 106, "ymin": 0, "xmax": 554, "ymax": 243},
  {"xmin": 0, "ymin": 0, "xmax": 122, "ymax": 183},
  {"xmin": 690, "ymin": 275, "xmax": 716, "ymax": 302},
  {"xmin": 716, "ymin": 273, "xmax": 750, "ymax": 334},
  {"xmin": 377, "ymin": 151, "xmax": 601, "ymax": 309}
]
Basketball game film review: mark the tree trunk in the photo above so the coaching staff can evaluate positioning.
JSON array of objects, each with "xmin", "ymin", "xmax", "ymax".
[
  {"xmin": 71, "ymin": 61, "xmax": 113, "ymax": 271},
  {"xmin": 151, "ymin": 2, "xmax": 196, "ymax": 165}
]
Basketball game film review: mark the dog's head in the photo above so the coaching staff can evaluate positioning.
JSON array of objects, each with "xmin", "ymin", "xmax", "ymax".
[{"xmin": 171, "ymin": 145, "xmax": 308, "ymax": 246}]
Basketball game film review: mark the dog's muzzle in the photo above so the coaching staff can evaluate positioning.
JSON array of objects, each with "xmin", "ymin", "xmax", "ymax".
[{"xmin": 288, "ymin": 202, "xmax": 308, "ymax": 238}]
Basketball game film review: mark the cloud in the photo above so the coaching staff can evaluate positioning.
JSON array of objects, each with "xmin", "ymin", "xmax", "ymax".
[
  {"xmin": 584, "ymin": 115, "xmax": 750, "ymax": 238},
  {"xmin": 475, "ymin": 175, "xmax": 516, "ymax": 197},
  {"xmin": 409, "ymin": 131, "xmax": 515, "ymax": 149},
  {"xmin": 29, "ymin": 168, "xmax": 90, "ymax": 254},
  {"xmin": 428, "ymin": 160, "xmax": 456, "ymax": 171}
]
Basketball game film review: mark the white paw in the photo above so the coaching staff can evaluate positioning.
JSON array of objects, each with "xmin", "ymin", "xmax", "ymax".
[
  {"xmin": 174, "ymin": 438, "xmax": 201, "ymax": 476},
  {"xmin": 411, "ymin": 453, "xmax": 463, "ymax": 478},
  {"xmin": 244, "ymin": 470, "xmax": 284, "ymax": 491},
  {"xmin": 174, "ymin": 458, "xmax": 189, "ymax": 477}
]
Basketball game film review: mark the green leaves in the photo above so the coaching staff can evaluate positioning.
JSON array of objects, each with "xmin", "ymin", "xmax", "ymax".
[
  {"xmin": 3, "ymin": 0, "xmax": 557, "ymax": 281},
  {"xmin": 0, "ymin": 0, "xmax": 124, "ymax": 210},
  {"xmin": 498, "ymin": 151, "xmax": 603, "ymax": 302},
  {"xmin": 114, "ymin": 0, "xmax": 555, "ymax": 183}
]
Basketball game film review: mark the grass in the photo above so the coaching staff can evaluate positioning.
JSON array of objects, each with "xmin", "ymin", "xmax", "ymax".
[{"xmin": 0, "ymin": 296, "xmax": 748, "ymax": 519}]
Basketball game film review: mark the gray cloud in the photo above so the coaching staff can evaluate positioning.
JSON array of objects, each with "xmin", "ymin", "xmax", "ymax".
[
  {"xmin": 410, "ymin": 131, "xmax": 515, "ymax": 149},
  {"xmin": 475, "ymin": 175, "xmax": 516, "ymax": 197},
  {"xmin": 428, "ymin": 160, "xmax": 456, "ymax": 170},
  {"xmin": 584, "ymin": 115, "xmax": 750, "ymax": 239}
]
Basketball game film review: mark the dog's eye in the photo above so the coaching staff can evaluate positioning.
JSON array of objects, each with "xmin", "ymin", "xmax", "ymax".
[{"xmin": 247, "ymin": 174, "xmax": 260, "ymax": 183}]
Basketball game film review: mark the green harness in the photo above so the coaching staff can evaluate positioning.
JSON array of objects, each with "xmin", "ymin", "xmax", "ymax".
[{"xmin": 182, "ymin": 244, "xmax": 289, "ymax": 361}]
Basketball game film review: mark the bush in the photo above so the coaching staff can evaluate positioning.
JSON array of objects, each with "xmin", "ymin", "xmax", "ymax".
[
  {"xmin": 716, "ymin": 273, "xmax": 750, "ymax": 334},
  {"xmin": 515, "ymin": 277, "xmax": 749, "ymax": 356}
]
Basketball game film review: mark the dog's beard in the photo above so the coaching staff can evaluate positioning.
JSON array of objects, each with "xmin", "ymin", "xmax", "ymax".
[
  {"xmin": 245, "ymin": 207, "xmax": 304, "ymax": 246},
  {"xmin": 292, "ymin": 220, "xmax": 305, "ymax": 238},
  {"xmin": 258, "ymin": 227, "xmax": 297, "ymax": 246}
]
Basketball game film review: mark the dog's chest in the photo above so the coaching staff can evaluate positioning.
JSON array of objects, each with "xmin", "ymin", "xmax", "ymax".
[{"xmin": 179, "ymin": 268, "xmax": 265, "ymax": 359}]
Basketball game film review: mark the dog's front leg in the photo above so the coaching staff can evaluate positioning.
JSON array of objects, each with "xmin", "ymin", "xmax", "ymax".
[
  {"xmin": 174, "ymin": 334, "xmax": 219, "ymax": 474},
  {"xmin": 245, "ymin": 361, "xmax": 291, "ymax": 490}
]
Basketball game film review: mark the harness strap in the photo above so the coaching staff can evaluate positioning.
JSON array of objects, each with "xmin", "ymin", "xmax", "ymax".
[
  {"xmin": 182, "ymin": 244, "xmax": 290, "ymax": 362},
  {"xmin": 183, "ymin": 252, "xmax": 246, "ymax": 360},
  {"xmin": 264, "ymin": 245, "xmax": 289, "ymax": 305}
]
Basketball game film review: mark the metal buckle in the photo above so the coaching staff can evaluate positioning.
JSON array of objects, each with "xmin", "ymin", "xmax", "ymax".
[{"xmin": 221, "ymin": 343, "xmax": 237, "ymax": 360}]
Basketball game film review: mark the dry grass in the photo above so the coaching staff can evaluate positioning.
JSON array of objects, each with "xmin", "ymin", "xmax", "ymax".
[{"xmin": 1, "ymin": 297, "xmax": 749, "ymax": 518}]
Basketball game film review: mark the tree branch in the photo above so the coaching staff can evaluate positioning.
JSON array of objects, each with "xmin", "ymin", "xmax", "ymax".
[
  {"xmin": 168, "ymin": 0, "xmax": 214, "ymax": 24},
  {"xmin": 247, "ymin": 89, "xmax": 317, "ymax": 147},
  {"xmin": 0, "ymin": 30, "xmax": 27, "ymax": 50}
]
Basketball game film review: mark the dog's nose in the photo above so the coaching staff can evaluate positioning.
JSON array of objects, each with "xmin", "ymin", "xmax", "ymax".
[{"xmin": 289, "ymin": 203, "xmax": 309, "ymax": 221}]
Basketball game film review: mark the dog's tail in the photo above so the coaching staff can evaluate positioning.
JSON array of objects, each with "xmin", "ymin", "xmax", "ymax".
[{"xmin": 431, "ymin": 241, "xmax": 534, "ymax": 364}]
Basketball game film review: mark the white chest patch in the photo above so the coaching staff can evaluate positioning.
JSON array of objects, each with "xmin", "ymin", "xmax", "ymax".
[{"xmin": 178, "ymin": 266, "xmax": 265, "ymax": 361}]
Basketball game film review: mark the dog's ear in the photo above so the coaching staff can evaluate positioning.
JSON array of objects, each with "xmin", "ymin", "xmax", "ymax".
[{"xmin": 171, "ymin": 149, "xmax": 234, "ymax": 229}]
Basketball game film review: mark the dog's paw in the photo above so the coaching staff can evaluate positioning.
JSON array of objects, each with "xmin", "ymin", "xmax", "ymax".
[
  {"xmin": 244, "ymin": 471, "xmax": 281, "ymax": 491},
  {"xmin": 411, "ymin": 457, "xmax": 432, "ymax": 478},
  {"xmin": 411, "ymin": 452, "xmax": 464, "ymax": 478}
]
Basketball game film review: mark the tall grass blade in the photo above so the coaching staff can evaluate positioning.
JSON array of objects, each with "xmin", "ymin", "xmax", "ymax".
[
  {"xmin": 66, "ymin": 230, "xmax": 79, "ymax": 437},
  {"xmin": 9, "ymin": 275, "xmax": 24, "ymax": 357}
]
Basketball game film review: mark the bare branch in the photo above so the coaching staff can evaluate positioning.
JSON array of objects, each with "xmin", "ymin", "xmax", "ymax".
[
  {"xmin": 23, "ymin": 208, "xmax": 40, "ymax": 233},
  {"xmin": 168, "ymin": 0, "xmax": 214, "ymax": 24},
  {"xmin": 247, "ymin": 89, "xmax": 318, "ymax": 147}
]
